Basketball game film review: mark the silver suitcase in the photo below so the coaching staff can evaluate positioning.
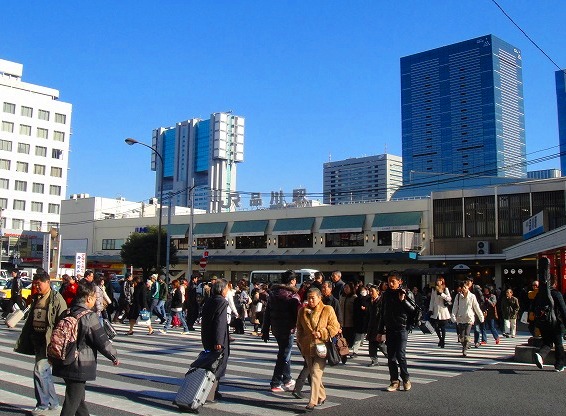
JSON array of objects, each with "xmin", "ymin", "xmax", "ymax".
[
  {"xmin": 5, "ymin": 305, "xmax": 30, "ymax": 328},
  {"xmin": 173, "ymin": 367, "xmax": 216, "ymax": 412}
]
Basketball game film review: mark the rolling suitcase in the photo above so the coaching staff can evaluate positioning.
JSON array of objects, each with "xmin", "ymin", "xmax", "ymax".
[
  {"xmin": 5, "ymin": 305, "xmax": 30, "ymax": 328},
  {"xmin": 173, "ymin": 367, "xmax": 216, "ymax": 413}
]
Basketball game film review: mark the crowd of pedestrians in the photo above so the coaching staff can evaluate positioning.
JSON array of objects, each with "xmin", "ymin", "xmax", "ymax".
[{"xmin": 9, "ymin": 265, "xmax": 566, "ymax": 415}]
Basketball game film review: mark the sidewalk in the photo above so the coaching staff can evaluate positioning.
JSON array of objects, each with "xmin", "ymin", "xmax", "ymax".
[{"xmin": 323, "ymin": 359, "xmax": 565, "ymax": 416}]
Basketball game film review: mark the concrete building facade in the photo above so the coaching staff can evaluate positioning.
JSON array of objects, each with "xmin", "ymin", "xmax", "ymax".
[
  {"xmin": 323, "ymin": 154, "xmax": 403, "ymax": 204},
  {"xmin": 0, "ymin": 58, "xmax": 72, "ymax": 263}
]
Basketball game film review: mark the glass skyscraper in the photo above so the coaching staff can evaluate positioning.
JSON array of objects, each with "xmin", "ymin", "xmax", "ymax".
[
  {"xmin": 556, "ymin": 69, "xmax": 566, "ymax": 176},
  {"xmin": 152, "ymin": 112, "xmax": 244, "ymax": 212},
  {"xmin": 401, "ymin": 35, "xmax": 526, "ymax": 186}
]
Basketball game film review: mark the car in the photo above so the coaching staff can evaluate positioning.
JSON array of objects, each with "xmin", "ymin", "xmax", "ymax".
[
  {"xmin": 0, "ymin": 278, "xmax": 62, "ymax": 312},
  {"xmin": 0, "ymin": 279, "xmax": 33, "ymax": 312},
  {"xmin": 0, "ymin": 269, "xmax": 7, "ymax": 280},
  {"xmin": 0, "ymin": 278, "xmax": 7, "ymax": 290}
]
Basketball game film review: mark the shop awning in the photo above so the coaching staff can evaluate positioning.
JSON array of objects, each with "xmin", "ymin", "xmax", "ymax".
[
  {"xmin": 319, "ymin": 215, "xmax": 365, "ymax": 233},
  {"xmin": 229, "ymin": 220, "xmax": 269, "ymax": 236},
  {"xmin": 166, "ymin": 224, "xmax": 189, "ymax": 238},
  {"xmin": 192, "ymin": 222, "xmax": 227, "ymax": 238},
  {"xmin": 272, "ymin": 217, "xmax": 315, "ymax": 235},
  {"xmin": 372, "ymin": 211, "xmax": 422, "ymax": 231}
]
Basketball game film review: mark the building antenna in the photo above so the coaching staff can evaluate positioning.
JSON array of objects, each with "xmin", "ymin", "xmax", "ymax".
[
  {"xmin": 384, "ymin": 143, "xmax": 387, "ymax": 154},
  {"xmin": 328, "ymin": 153, "xmax": 332, "ymax": 162}
]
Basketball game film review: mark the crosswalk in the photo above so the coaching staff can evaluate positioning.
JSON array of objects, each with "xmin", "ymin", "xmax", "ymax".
[{"xmin": 0, "ymin": 320, "xmax": 528, "ymax": 415}]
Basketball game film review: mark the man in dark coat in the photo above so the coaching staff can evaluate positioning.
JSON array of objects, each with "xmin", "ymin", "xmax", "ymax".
[
  {"xmin": 377, "ymin": 272, "xmax": 416, "ymax": 392},
  {"xmin": 321, "ymin": 281, "xmax": 342, "ymax": 324},
  {"xmin": 534, "ymin": 274, "xmax": 566, "ymax": 372},
  {"xmin": 261, "ymin": 270, "xmax": 302, "ymax": 392},
  {"xmin": 10, "ymin": 268, "xmax": 25, "ymax": 310},
  {"xmin": 201, "ymin": 278, "xmax": 229, "ymax": 400},
  {"xmin": 52, "ymin": 281, "xmax": 119, "ymax": 415}
]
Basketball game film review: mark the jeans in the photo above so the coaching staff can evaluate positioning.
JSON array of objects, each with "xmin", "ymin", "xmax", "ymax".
[
  {"xmin": 485, "ymin": 318, "xmax": 500, "ymax": 340},
  {"xmin": 385, "ymin": 329, "xmax": 409, "ymax": 383},
  {"xmin": 474, "ymin": 321, "xmax": 487, "ymax": 343},
  {"xmin": 34, "ymin": 358, "xmax": 59, "ymax": 409},
  {"xmin": 151, "ymin": 298, "xmax": 165, "ymax": 321},
  {"xmin": 61, "ymin": 379, "xmax": 88, "ymax": 416},
  {"xmin": 164, "ymin": 310, "xmax": 188, "ymax": 332},
  {"xmin": 271, "ymin": 332, "xmax": 294, "ymax": 387}
]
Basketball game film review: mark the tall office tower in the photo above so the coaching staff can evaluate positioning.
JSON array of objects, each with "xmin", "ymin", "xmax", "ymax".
[
  {"xmin": 152, "ymin": 112, "xmax": 244, "ymax": 213},
  {"xmin": 401, "ymin": 35, "xmax": 526, "ymax": 185},
  {"xmin": 0, "ymin": 59, "xmax": 72, "ymax": 232},
  {"xmin": 323, "ymin": 154, "xmax": 403, "ymax": 204},
  {"xmin": 557, "ymin": 69, "xmax": 566, "ymax": 176}
]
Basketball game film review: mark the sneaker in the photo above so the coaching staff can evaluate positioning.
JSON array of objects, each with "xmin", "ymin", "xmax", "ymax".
[
  {"xmin": 535, "ymin": 352, "xmax": 544, "ymax": 369},
  {"xmin": 154, "ymin": 318, "xmax": 161, "ymax": 322},
  {"xmin": 503, "ymin": 333, "xmax": 510, "ymax": 338},
  {"xmin": 181, "ymin": 331, "xmax": 190, "ymax": 335},
  {"xmin": 47, "ymin": 406, "xmax": 61, "ymax": 414},
  {"xmin": 554, "ymin": 367, "xmax": 564, "ymax": 372},
  {"xmin": 480, "ymin": 341, "xmax": 487, "ymax": 345},
  {"xmin": 31, "ymin": 407, "xmax": 48, "ymax": 416},
  {"xmin": 495, "ymin": 338, "xmax": 500, "ymax": 345},
  {"xmin": 403, "ymin": 380, "xmax": 412, "ymax": 391},
  {"xmin": 271, "ymin": 385, "xmax": 285, "ymax": 393},
  {"xmin": 386, "ymin": 380, "xmax": 400, "ymax": 392},
  {"xmin": 283, "ymin": 379, "xmax": 296, "ymax": 391},
  {"xmin": 158, "ymin": 329, "xmax": 167, "ymax": 334}
]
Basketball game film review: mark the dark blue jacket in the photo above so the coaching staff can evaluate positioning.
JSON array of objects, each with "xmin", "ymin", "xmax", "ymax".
[{"xmin": 262, "ymin": 284, "xmax": 301, "ymax": 338}]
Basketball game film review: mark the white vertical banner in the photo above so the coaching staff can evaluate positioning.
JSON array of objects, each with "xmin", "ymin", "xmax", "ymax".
[
  {"xmin": 75, "ymin": 253, "xmax": 86, "ymax": 276},
  {"xmin": 42, "ymin": 233, "xmax": 51, "ymax": 272}
]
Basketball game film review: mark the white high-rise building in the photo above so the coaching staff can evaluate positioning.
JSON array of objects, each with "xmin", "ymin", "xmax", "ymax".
[
  {"xmin": 0, "ymin": 59, "xmax": 72, "ymax": 232},
  {"xmin": 323, "ymin": 154, "xmax": 403, "ymax": 204}
]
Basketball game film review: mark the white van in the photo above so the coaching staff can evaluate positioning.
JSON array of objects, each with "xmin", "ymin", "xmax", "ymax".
[{"xmin": 249, "ymin": 269, "xmax": 319, "ymax": 287}]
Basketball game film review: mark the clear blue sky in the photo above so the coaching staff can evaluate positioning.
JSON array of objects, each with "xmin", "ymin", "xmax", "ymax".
[{"xmin": 2, "ymin": 1, "xmax": 565, "ymax": 206}]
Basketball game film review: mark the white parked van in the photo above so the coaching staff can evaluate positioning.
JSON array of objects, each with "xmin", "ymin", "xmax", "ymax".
[{"xmin": 249, "ymin": 269, "xmax": 318, "ymax": 287}]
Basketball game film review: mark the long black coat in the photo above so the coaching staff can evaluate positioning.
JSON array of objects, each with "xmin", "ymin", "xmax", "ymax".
[
  {"xmin": 200, "ymin": 294, "xmax": 229, "ymax": 378},
  {"xmin": 127, "ymin": 283, "xmax": 150, "ymax": 320},
  {"xmin": 353, "ymin": 294, "xmax": 371, "ymax": 334}
]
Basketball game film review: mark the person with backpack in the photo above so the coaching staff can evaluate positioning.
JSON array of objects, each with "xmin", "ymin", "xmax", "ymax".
[
  {"xmin": 14, "ymin": 271, "xmax": 67, "ymax": 415},
  {"xmin": 51, "ymin": 280, "xmax": 119, "ymax": 415},
  {"xmin": 376, "ymin": 272, "xmax": 416, "ymax": 392},
  {"xmin": 534, "ymin": 273, "xmax": 566, "ymax": 372}
]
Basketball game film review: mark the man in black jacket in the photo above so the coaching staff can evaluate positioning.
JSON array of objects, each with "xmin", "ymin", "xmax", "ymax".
[
  {"xmin": 534, "ymin": 274, "xmax": 566, "ymax": 372},
  {"xmin": 377, "ymin": 272, "xmax": 416, "ymax": 392},
  {"xmin": 261, "ymin": 270, "xmax": 302, "ymax": 392},
  {"xmin": 201, "ymin": 278, "xmax": 229, "ymax": 400}
]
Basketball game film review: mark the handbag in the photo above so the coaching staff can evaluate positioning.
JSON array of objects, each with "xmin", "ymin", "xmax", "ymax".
[
  {"xmin": 334, "ymin": 333, "xmax": 350, "ymax": 357},
  {"xmin": 191, "ymin": 349, "xmax": 224, "ymax": 373},
  {"xmin": 139, "ymin": 310, "xmax": 150, "ymax": 321},
  {"xmin": 326, "ymin": 339, "xmax": 341, "ymax": 366},
  {"xmin": 520, "ymin": 311, "xmax": 529, "ymax": 324},
  {"xmin": 315, "ymin": 342, "xmax": 327, "ymax": 358}
]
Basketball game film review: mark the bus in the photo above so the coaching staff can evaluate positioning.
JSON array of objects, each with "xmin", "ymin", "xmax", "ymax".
[{"xmin": 249, "ymin": 269, "xmax": 319, "ymax": 287}]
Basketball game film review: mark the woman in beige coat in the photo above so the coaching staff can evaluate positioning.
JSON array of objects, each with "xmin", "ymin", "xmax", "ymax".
[{"xmin": 296, "ymin": 287, "xmax": 340, "ymax": 412}]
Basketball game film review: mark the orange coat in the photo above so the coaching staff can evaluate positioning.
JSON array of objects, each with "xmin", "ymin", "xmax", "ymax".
[{"xmin": 296, "ymin": 301, "xmax": 340, "ymax": 358}]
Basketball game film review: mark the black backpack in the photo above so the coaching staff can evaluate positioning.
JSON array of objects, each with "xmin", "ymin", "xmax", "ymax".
[
  {"xmin": 404, "ymin": 290, "xmax": 423, "ymax": 332},
  {"xmin": 533, "ymin": 257, "xmax": 557, "ymax": 329}
]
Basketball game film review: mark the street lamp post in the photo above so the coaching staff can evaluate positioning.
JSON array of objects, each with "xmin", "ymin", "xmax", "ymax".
[{"xmin": 125, "ymin": 138, "xmax": 164, "ymax": 273}]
